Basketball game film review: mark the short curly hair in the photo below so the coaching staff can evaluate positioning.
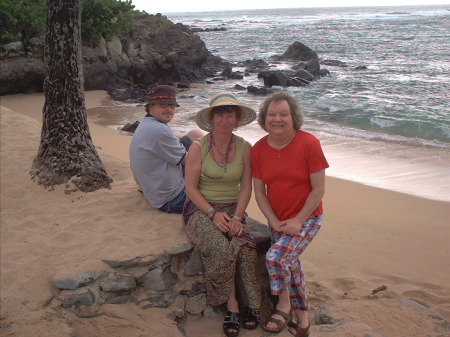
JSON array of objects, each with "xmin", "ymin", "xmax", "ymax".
[{"xmin": 257, "ymin": 92, "xmax": 303, "ymax": 131}]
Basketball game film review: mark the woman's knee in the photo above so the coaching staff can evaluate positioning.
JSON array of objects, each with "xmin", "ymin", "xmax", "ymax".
[
  {"xmin": 187, "ymin": 129, "xmax": 204, "ymax": 141},
  {"xmin": 265, "ymin": 250, "xmax": 282, "ymax": 268}
]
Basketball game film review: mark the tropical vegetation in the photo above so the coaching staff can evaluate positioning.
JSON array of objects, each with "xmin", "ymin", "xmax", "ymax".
[{"xmin": 0, "ymin": 0, "xmax": 145, "ymax": 48}]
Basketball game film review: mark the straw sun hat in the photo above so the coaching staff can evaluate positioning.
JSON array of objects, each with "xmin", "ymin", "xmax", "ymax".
[{"xmin": 195, "ymin": 92, "xmax": 256, "ymax": 131}]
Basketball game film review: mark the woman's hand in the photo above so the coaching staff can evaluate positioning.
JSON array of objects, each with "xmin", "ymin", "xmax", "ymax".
[
  {"xmin": 213, "ymin": 212, "xmax": 231, "ymax": 233},
  {"xmin": 227, "ymin": 218, "xmax": 244, "ymax": 237},
  {"xmin": 269, "ymin": 219, "xmax": 286, "ymax": 232},
  {"xmin": 280, "ymin": 217, "xmax": 304, "ymax": 236}
]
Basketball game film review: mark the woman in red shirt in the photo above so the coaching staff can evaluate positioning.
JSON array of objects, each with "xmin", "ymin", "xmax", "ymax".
[{"xmin": 251, "ymin": 92, "xmax": 329, "ymax": 337}]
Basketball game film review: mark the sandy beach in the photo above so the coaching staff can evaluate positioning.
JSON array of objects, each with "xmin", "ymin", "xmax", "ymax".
[{"xmin": 1, "ymin": 91, "xmax": 449, "ymax": 337}]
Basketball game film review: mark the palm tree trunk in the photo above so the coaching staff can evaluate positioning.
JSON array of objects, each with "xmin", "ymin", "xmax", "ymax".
[{"xmin": 31, "ymin": 0, "xmax": 112, "ymax": 192}]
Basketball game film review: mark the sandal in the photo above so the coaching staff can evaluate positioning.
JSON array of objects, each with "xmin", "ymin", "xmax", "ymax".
[
  {"xmin": 262, "ymin": 309, "xmax": 291, "ymax": 333},
  {"xmin": 243, "ymin": 306, "xmax": 260, "ymax": 330},
  {"xmin": 288, "ymin": 322, "xmax": 310, "ymax": 337},
  {"xmin": 223, "ymin": 311, "xmax": 240, "ymax": 337}
]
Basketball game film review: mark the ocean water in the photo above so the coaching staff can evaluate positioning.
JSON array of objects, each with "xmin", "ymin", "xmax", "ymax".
[{"xmin": 92, "ymin": 5, "xmax": 450, "ymax": 202}]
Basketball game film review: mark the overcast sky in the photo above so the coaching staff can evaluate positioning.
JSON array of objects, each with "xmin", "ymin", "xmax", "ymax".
[{"xmin": 131, "ymin": 0, "xmax": 449, "ymax": 14}]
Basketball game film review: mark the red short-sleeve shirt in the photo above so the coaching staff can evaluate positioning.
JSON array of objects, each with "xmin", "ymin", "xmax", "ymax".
[{"xmin": 251, "ymin": 130, "xmax": 329, "ymax": 220}]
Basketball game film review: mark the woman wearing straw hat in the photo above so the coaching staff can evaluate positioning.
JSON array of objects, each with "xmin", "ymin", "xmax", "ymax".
[{"xmin": 182, "ymin": 92, "xmax": 261, "ymax": 337}]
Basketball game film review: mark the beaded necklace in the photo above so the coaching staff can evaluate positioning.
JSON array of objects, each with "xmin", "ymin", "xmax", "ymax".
[{"xmin": 201, "ymin": 133, "xmax": 234, "ymax": 179}]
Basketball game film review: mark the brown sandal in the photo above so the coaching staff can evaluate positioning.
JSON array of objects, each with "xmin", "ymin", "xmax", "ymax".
[
  {"xmin": 262, "ymin": 309, "xmax": 291, "ymax": 332},
  {"xmin": 288, "ymin": 321, "xmax": 310, "ymax": 337}
]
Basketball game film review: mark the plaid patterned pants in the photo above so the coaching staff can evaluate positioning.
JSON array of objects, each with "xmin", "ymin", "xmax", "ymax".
[{"xmin": 265, "ymin": 215, "xmax": 322, "ymax": 310}]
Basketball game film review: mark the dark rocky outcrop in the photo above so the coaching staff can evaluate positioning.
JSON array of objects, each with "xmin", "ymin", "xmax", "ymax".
[
  {"xmin": 238, "ymin": 58, "xmax": 271, "ymax": 73},
  {"xmin": 0, "ymin": 14, "xmax": 229, "ymax": 97},
  {"xmin": 121, "ymin": 121, "xmax": 140, "ymax": 133},
  {"xmin": 183, "ymin": 41, "xmax": 331, "ymax": 93},
  {"xmin": 283, "ymin": 41, "xmax": 319, "ymax": 61},
  {"xmin": 0, "ymin": 38, "xmax": 46, "ymax": 94},
  {"xmin": 220, "ymin": 65, "xmax": 244, "ymax": 80},
  {"xmin": 306, "ymin": 58, "xmax": 321, "ymax": 74},
  {"xmin": 270, "ymin": 41, "xmax": 319, "ymax": 62},
  {"xmin": 258, "ymin": 70, "xmax": 293, "ymax": 87},
  {"xmin": 258, "ymin": 70, "xmax": 310, "ymax": 88},
  {"xmin": 248, "ymin": 42, "xmax": 331, "ymax": 88},
  {"xmin": 246, "ymin": 85, "xmax": 274, "ymax": 96},
  {"xmin": 2, "ymin": 24, "xmax": 341, "ymax": 98}
]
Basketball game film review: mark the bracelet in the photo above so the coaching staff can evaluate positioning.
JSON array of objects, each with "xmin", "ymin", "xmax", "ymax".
[
  {"xmin": 207, "ymin": 207, "xmax": 216, "ymax": 220},
  {"xmin": 231, "ymin": 215, "xmax": 242, "ymax": 221}
]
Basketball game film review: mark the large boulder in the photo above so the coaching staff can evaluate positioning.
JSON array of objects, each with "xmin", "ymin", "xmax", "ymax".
[
  {"xmin": 259, "ymin": 71, "xmax": 291, "ymax": 87},
  {"xmin": 258, "ymin": 41, "xmax": 329, "ymax": 88},
  {"xmin": 283, "ymin": 41, "xmax": 318, "ymax": 61},
  {"xmin": 0, "ymin": 57, "xmax": 46, "ymax": 94},
  {"xmin": 295, "ymin": 69, "xmax": 314, "ymax": 82},
  {"xmin": 306, "ymin": 58, "xmax": 321, "ymax": 74}
]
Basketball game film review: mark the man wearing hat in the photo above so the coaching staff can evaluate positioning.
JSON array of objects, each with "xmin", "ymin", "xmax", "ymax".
[{"xmin": 129, "ymin": 85, "xmax": 203, "ymax": 213}]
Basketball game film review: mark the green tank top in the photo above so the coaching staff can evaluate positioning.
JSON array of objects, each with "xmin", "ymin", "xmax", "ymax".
[{"xmin": 199, "ymin": 134, "xmax": 245, "ymax": 203}]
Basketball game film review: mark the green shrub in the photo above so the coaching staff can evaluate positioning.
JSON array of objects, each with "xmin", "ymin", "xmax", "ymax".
[
  {"xmin": 0, "ymin": 0, "xmax": 46, "ymax": 47},
  {"xmin": 0, "ymin": 0, "xmax": 140, "ymax": 48},
  {"xmin": 81, "ymin": 0, "xmax": 135, "ymax": 46},
  {"xmin": 135, "ymin": 13, "xmax": 173, "ymax": 30}
]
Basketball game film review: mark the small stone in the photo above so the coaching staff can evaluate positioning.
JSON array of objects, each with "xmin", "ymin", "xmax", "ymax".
[
  {"xmin": 52, "ymin": 271, "xmax": 94, "ymax": 290},
  {"xmin": 61, "ymin": 288, "xmax": 95, "ymax": 309},
  {"xmin": 99, "ymin": 274, "xmax": 136, "ymax": 292},
  {"xmin": 185, "ymin": 293, "xmax": 206, "ymax": 315},
  {"xmin": 103, "ymin": 295, "xmax": 130, "ymax": 305},
  {"xmin": 372, "ymin": 285, "xmax": 387, "ymax": 294},
  {"xmin": 166, "ymin": 242, "xmax": 194, "ymax": 256},
  {"xmin": 143, "ymin": 264, "xmax": 178, "ymax": 291},
  {"xmin": 183, "ymin": 248, "xmax": 203, "ymax": 276},
  {"xmin": 73, "ymin": 303, "xmax": 100, "ymax": 318}
]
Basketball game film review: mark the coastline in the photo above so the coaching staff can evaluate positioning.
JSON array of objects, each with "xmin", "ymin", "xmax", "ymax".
[
  {"xmin": 27, "ymin": 87, "xmax": 450, "ymax": 203},
  {"xmin": 3, "ymin": 90, "xmax": 449, "ymax": 203},
  {"xmin": 1, "ymin": 91, "xmax": 449, "ymax": 336}
]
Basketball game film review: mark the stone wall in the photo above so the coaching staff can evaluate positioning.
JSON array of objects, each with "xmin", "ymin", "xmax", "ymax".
[
  {"xmin": 49, "ymin": 218, "xmax": 450, "ymax": 336},
  {"xmin": 51, "ymin": 218, "xmax": 273, "ymax": 321}
]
